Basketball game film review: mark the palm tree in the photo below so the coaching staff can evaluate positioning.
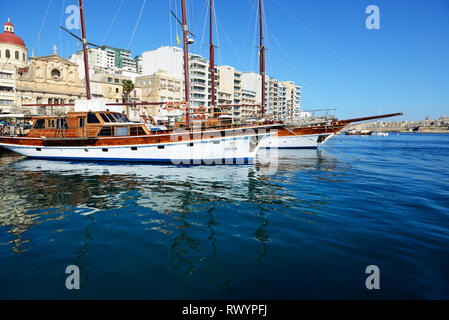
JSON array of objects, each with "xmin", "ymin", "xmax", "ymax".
[
  {"xmin": 122, "ymin": 80, "xmax": 135, "ymax": 116},
  {"xmin": 122, "ymin": 80, "xmax": 135, "ymax": 103}
]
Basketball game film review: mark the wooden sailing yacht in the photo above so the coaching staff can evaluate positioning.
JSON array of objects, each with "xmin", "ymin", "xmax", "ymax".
[{"xmin": 0, "ymin": 0, "xmax": 275, "ymax": 164}]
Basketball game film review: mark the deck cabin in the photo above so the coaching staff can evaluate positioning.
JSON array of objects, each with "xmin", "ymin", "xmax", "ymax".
[{"xmin": 27, "ymin": 111, "xmax": 152, "ymax": 139}]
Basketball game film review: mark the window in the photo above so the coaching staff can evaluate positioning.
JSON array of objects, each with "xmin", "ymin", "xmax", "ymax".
[
  {"xmin": 34, "ymin": 119, "xmax": 45, "ymax": 129},
  {"xmin": 102, "ymin": 148, "xmax": 108, "ymax": 152},
  {"xmin": 15, "ymin": 51, "xmax": 19, "ymax": 60},
  {"xmin": 157, "ymin": 145, "xmax": 165, "ymax": 149},
  {"xmin": 129, "ymin": 127, "xmax": 146, "ymax": 136},
  {"xmin": 0, "ymin": 72, "xmax": 12, "ymax": 79},
  {"xmin": 108, "ymin": 77, "xmax": 112, "ymax": 83},
  {"xmin": 98, "ymin": 127, "xmax": 114, "ymax": 136},
  {"xmin": 51, "ymin": 69, "xmax": 61, "ymax": 79},
  {"xmin": 99, "ymin": 113, "xmax": 111, "ymax": 123},
  {"xmin": 116, "ymin": 127, "xmax": 128, "ymax": 136},
  {"xmin": 36, "ymin": 148, "xmax": 41, "ymax": 151},
  {"xmin": 56, "ymin": 119, "xmax": 68, "ymax": 129},
  {"xmin": 116, "ymin": 88, "xmax": 119, "ymax": 93},
  {"xmin": 87, "ymin": 113, "xmax": 100, "ymax": 123},
  {"xmin": 115, "ymin": 78, "xmax": 119, "ymax": 84},
  {"xmin": 79, "ymin": 118, "xmax": 84, "ymax": 128},
  {"xmin": 131, "ymin": 147, "xmax": 137, "ymax": 151},
  {"xmin": 106, "ymin": 114, "xmax": 116, "ymax": 122},
  {"xmin": 47, "ymin": 119, "xmax": 56, "ymax": 128},
  {"xmin": 5, "ymin": 50, "xmax": 10, "ymax": 58}
]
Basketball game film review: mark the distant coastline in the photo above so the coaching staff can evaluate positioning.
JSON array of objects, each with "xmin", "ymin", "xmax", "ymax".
[{"xmin": 345, "ymin": 115, "xmax": 449, "ymax": 134}]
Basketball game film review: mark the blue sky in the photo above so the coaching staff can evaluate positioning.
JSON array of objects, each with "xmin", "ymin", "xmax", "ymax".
[{"xmin": 3, "ymin": 0, "xmax": 449, "ymax": 120}]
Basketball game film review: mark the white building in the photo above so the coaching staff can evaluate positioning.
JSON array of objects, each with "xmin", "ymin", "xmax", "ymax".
[
  {"xmin": 0, "ymin": 19, "xmax": 28, "ymax": 113},
  {"xmin": 241, "ymin": 72, "xmax": 301, "ymax": 120},
  {"xmin": 69, "ymin": 45, "xmax": 139, "ymax": 80},
  {"xmin": 142, "ymin": 46, "xmax": 209, "ymax": 109},
  {"xmin": 241, "ymin": 72, "xmax": 262, "ymax": 103}
]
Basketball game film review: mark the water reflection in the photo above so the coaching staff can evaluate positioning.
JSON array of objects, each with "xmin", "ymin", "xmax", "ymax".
[{"xmin": 0, "ymin": 149, "xmax": 340, "ymax": 297}]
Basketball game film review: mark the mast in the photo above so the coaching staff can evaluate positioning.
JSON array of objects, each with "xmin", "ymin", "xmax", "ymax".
[
  {"xmin": 259, "ymin": 0, "xmax": 265, "ymax": 116},
  {"xmin": 209, "ymin": 0, "xmax": 215, "ymax": 113},
  {"xmin": 79, "ymin": 0, "xmax": 91, "ymax": 100},
  {"xmin": 181, "ymin": 0, "xmax": 190, "ymax": 127}
]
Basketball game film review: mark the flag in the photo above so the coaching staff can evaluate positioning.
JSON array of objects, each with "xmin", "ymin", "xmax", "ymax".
[{"xmin": 176, "ymin": 33, "xmax": 180, "ymax": 46}]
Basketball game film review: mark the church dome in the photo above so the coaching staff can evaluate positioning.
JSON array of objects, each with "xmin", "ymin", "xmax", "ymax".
[{"xmin": 0, "ymin": 19, "xmax": 26, "ymax": 47}]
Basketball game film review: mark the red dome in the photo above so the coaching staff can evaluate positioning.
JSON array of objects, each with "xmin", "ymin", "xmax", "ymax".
[
  {"xmin": 4, "ymin": 21, "xmax": 13, "ymax": 27},
  {"xmin": 0, "ymin": 32, "xmax": 26, "ymax": 47}
]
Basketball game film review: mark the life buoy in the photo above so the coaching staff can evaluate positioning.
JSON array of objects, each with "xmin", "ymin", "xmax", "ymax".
[
  {"xmin": 165, "ymin": 101, "xmax": 175, "ymax": 111},
  {"xmin": 178, "ymin": 101, "xmax": 188, "ymax": 111}
]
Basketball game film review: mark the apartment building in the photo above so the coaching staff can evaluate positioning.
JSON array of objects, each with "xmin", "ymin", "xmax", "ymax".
[
  {"xmin": 280, "ymin": 81, "xmax": 301, "ymax": 119},
  {"xmin": 142, "ymin": 46, "xmax": 209, "ymax": 110},
  {"xmin": 241, "ymin": 72, "xmax": 301, "ymax": 120},
  {"xmin": 134, "ymin": 70, "xmax": 183, "ymax": 115},
  {"xmin": 70, "ymin": 45, "xmax": 139, "ymax": 79}
]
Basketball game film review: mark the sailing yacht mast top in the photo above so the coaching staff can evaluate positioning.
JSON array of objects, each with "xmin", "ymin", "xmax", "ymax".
[
  {"xmin": 78, "ymin": 0, "xmax": 91, "ymax": 100},
  {"xmin": 259, "ymin": 0, "xmax": 265, "ymax": 116},
  {"xmin": 181, "ymin": 0, "xmax": 190, "ymax": 127},
  {"xmin": 209, "ymin": 0, "xmax": 215, "ymax": 113}
]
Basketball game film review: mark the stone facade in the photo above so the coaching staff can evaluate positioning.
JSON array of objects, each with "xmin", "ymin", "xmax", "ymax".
[{"xmin": 15, "ymin": 53, "xmax": 86, "ymax": 115}]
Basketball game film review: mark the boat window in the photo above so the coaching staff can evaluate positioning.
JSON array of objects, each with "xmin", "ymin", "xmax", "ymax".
[
  {"xmin": 100, "ymin": 113, "xmax": 111, "ymax": 123},
  {"xmin": 47, "ymin": 119, "xmax": 56, "ymax": 128},
  {"xmin": 34, "ymin": 119, "xmax": 45, "ymax": 129},
  {"xmin": 115, "ymin": 127, "xmax": 128, "ymax": 136},
  {"xmin": 120, "ymin": 114, "xmax": 130, "ymax": 122},
  {"xmin": 56, "ymin": 119, "xmax": 68, "ymax": 129},
  {"xmin": 106, "ymin": 113, "xmax": 117, "ymax": 122},
  {"xmin": 112, "ymin": 113, "xmax": 126, "ymax": 123},
  {"xmin": 98, "ymin": 127, "xmax": 114, "ymax": 136},
  {"xmin": 87, "ymin": 113, "xmax": 100, "ymax": 123},
  {"xmin": 130, "ymin": 126, "xmax": 146, "ymax": 136}
]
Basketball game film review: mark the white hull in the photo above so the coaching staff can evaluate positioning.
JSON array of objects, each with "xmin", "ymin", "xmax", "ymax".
[
  {"xmin": 0, "ymin": 133, "xmax": 271, "ymax": 165},
  {"xmin": 259, "ymin": 133, "xmax": 334, "ymax": 149}
]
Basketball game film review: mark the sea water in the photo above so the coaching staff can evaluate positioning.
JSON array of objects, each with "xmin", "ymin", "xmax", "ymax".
[{"xmin": 0, "ymin": 133, "xmax": 448, "ymax": 299}]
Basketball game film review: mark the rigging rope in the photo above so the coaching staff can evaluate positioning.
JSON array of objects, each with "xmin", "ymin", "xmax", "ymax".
[
  {"xmin": 215, "ymin": 11, "xmax": 244, "ymax": 70},
  {"xmin": 127, "ymin": 0, "xmax": 147, "ymax": 50},
  {"xmin": 212, "ymin": 4, "xmax": 222, "ymax": 66},
  {"xmin": 33, "ymin": 0, "xmax": 54, "ymax": 56},
  {"xmin": 199, "ymin": 0, "xmax": 209, "ymax": 57},
  {"xmin": 271, "ymin": 0, "xmax": 397, "ymax": 110},
  {"xmin": 59, "ymin": 0, "xmax": 66, "ymax": 57},
  {"xmin": 247, "ymin": 0, "xmax": 323, "ymax": 108},
  {"xmin": 169, "ymin": 0, "xmax": 172, "ymax": 47},
  {"xmin": 103, "ymin": 0, "xmax": 125, "ymax": 44},
  {"xmin": 239, "ymin": 0, "xmax": 257, "ymax": 71}
]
